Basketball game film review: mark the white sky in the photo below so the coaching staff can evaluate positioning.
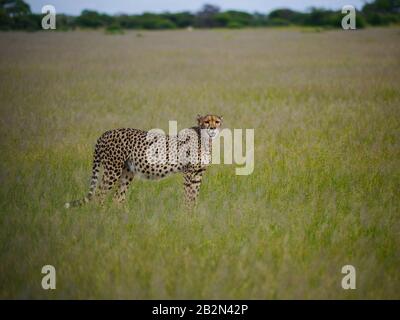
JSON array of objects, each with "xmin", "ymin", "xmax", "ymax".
[{"xmin": 26, "ymin": 0, "xmax": 368, "ymax": 15}]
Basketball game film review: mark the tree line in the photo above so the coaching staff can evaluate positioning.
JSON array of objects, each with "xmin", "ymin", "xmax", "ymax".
[{"xmin": 1, "ymin": 0, "xmax": 399, "ymax": 31}]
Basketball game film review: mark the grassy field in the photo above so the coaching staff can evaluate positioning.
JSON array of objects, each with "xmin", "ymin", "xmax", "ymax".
[{"xmin": 0, "ymin": 27, "xmax": 399, "ymax": 299}]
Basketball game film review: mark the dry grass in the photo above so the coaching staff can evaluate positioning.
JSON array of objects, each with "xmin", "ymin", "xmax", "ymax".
[{"xmin": 0, "ymin": 27, "xmax": 399, "ymax": 299}]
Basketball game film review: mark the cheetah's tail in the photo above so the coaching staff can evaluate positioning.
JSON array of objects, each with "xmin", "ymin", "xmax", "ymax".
[{"xmin": 64, "ymin": 145, "xmax": 101, "ymax": 209}]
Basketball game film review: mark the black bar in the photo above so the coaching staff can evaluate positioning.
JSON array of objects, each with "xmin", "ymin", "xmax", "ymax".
[{"xmin": 1, "ymin": 300, "xmax": 398, "ymax": 318}]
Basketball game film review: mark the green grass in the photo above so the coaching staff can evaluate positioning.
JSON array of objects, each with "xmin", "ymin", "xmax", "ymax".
[{"xmin": 0, "ymin": 28, "xmax": 399, "ymax": 299}]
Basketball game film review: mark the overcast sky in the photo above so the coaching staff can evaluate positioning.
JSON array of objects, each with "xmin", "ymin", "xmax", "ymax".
[{"xmin": 26, "ymin": 0, "xmax": 367, "ymax": 15}]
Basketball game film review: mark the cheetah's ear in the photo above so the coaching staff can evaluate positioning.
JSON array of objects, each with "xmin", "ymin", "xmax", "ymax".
[
  {"xmin": 196, "ymin": 114, "xmax": 203, "ymax": 124},
  {"xmin": 219, "ymin": 115, "xmax": 223, "ymax": 123}
]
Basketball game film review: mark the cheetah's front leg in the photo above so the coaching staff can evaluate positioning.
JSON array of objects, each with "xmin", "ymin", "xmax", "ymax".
[{"xmin": 183, "ymin": 169, "xmax": 204, "ymax": 209}]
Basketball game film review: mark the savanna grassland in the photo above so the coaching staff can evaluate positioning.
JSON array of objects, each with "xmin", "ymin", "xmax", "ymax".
[{"xmin": 0, "ymin": 27, "xmax": 399, "ymax": 299}]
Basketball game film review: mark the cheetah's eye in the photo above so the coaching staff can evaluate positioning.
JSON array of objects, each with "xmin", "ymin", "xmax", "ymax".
[
  {"xmin": 204, "ymin": 121, "xmax": 210, "ymax": 124},
  {"xmin": 216, "ymin": 121, "xmax": 220, "ymax": 124}
]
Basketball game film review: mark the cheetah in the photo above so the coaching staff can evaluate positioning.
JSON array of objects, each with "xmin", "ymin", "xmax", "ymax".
[{"xmin": 64, "ymin": 114, "xmax": 223, "ymax": 209}]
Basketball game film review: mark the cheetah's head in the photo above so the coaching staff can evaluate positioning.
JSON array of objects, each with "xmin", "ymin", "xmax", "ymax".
[{"xmin": 197, "ymin": 114, "xmax": 223, "ymax": 139}]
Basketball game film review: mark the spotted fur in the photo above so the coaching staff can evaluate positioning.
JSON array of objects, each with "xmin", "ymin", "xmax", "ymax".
[{"xmin": 65, "ymin": 114, "xmax": 223, "ymax": 209}]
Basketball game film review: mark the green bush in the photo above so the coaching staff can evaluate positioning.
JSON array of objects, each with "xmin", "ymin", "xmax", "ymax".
[
  {"xmin": 355, "ymin": 15, "xmax": 367, "ymax": 28},
  {"xmin": 105, "ymin": 23, "xmax": 124, "ymax": 35},
  {"xmin": 76, "ymin": 10, "xmax": 112, "ymax": 28},
  {"xmin": 154, "ymin": 19, "xmax": 176, "ymax": 29},
  {"xmin": 227, "ymin": 21, "xmax": 244, "ymax": 29},
  {"xmin": 269, "ymin": 9, "xmax": 307, "ymax": 24},
  {"xmin": 162, "ymin": 12, "xmax": 194, "ymax": 28},
  {"xmin": 0, "ymin": 9, "xmax": 12, "ymax": 30},
  {"xmin": 265, "ymin": 18, "xmax": 291, "ymax": 26},
  {"xmin": 136, "ymin": 14, "xmax": 177, "ymax": 29},
  {"xmin": 365, "ymin": 12, "xmax": 400, "ymax": 25}
]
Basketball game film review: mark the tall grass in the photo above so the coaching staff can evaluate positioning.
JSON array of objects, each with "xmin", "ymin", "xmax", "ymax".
[{"xmin": 0, "ymin": 28, "xmax": 399, "ymax": 299}]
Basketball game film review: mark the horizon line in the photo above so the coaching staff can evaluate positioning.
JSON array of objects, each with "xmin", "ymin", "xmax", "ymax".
[{"xmin": 29, "ymin": 5, "xmax": 364, "ymax": 16}]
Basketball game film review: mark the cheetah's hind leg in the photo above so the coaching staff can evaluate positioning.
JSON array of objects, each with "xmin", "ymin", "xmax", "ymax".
[
  {"xmin": 114, "ymin": 165, "xmax": 135, "ymax": 203},
  {"xmin": 96, "ymin": 164, "xmax": 123, "ymax": 205}
]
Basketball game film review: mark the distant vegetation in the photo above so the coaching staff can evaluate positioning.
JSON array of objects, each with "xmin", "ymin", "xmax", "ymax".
[{"xmin": 0, "ymin": 0, "xmax": 400, "ymax": 31}]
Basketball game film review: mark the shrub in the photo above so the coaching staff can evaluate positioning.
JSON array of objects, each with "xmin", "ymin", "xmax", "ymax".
[
  {"xmin": 105, "ymin": 23, "xmax": 124, "ymax": 35},
  {"xmin": 265, "ymin": 18, "xmax": 291, "ymax": 26},
  {"xmin": 227, "ymin": 21, "xmax": 244, "ymax": 29}
]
